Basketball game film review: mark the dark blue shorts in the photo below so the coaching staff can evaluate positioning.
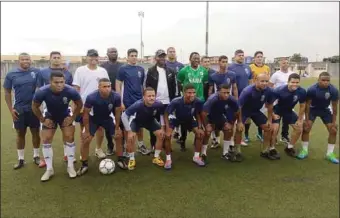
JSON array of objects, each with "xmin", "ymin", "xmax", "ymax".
[
  {"xmin": 130, "ymin": 118, "xmax": 161, "ymax": 133},
  {"xmin": 309, "ymin": 108, "xmax": 332, "ymax": 124},
  {"xmin": 169, "ymin": 117, "xmax": 198, "ymax": 132},
  {"xmin": 43, "ymin": 110, "xmax": 72, "ymax": 129},
  {"xmin": 242, "ymin": 111, "xmax": 267, "ymax": 127},
  {"xmin": 208, "ymin": 114, "xmax": 233, "ymax": 131},
  {"xmin": 89, "ymin": 116, "xmax": 115, "ymax": 136},
  {"xmin": 13, "ymin": 111, "xmax": 40, "ymax": 130},
  {"xmin": 273, "ymin": 110, "xmax": 298, "ymax": 124}
]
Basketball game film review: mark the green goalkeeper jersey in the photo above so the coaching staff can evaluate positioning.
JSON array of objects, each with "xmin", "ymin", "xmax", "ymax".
[{"xmin": 177, "ymin": 65, "xmax": 208, "ymax": 101}]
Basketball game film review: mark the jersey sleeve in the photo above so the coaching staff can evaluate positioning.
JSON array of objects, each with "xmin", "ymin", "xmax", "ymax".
[
  {"xmin": 117, "ymin": 66, "xmax": 125, "ymax": 82},
  {"xmin": 306, "ymin": 86, "xmax": 315, "ymax": 100},
  {"xmin": 202, "ymin": 98, "xmax": 213, "ymax": 113},
  {"xmin": 124, "ymin": 102, "xmax": 138, "ymax": 117},
  {"xmin": 196, "ymin": 99, "xmax": 204, "ymax": 113},
  {"xmin": 208, "ymin": 73, "xmax": 214, "ymax": 85},
  {"xmin": 202, "ymin": 68, "xmax": 209, "ymax": 83},
  {"xmin": 67, "ymin": 72, "xmax": 74, "ymax": 86},
  {"xmin": 114, "ymin": 94, "xmax": 122, "ymax": 108},
  {"xmin": 140, "ymin": 68, "xmax": 145, "ymax": 85},
  {"xmin": 70, "ymin": 88, "xmax": 82, "ymax": 102},
  {"xmin": 331, "ymin": 87, "xmax": 339, "ymax": 101},
  {"xmin": 177, "ymin": 68, "xmax": 186, "ymax": 84},
  {"xmin": 269, "ymin": 73, "xmax": 277, "ymax": 84},
  {"xmin": 238, "ymin": 89, "xmax": 249, "ymax": 107},
  {"xmin": 72, "ymin": 68, "xmax": 81, "ymax": 87},
  {"xmin": 230, "ymin": 97, "xmax": 240, "ymax": 112},
  {"xmin": 3, "ymin": 73, "xmax": 12, "ymax": 89},
  {"xmin": 33, "ymin": 89, "xmax": 44, "ymax": 104},
  {"xmin": 102, "ymin": 68, "xmax": 110, "ymax": 79},
  {"xmin": 266, "ymin": 89, "xmax": 276, "ymax": 104},
  {"xmin": 84, "ymin": 95, "xmax": 94, "ymax": 109},
  {"xmin": 230, "ymin": 72, "xmax": 236, "ymax": 84},
  {"xmin": 166, "ymin": 100, "xmax": 177, "ymax": 114},
  {"xmin": 299, "ymin": 88, "xmax": 307, "ymax": 104},
  {"xmin": 36, "ymin": 71, "xmax": 44, "ymax": 88},
  {"xmin": 247, "ymin": 66, "xmax": 253, "ymax": 80}
]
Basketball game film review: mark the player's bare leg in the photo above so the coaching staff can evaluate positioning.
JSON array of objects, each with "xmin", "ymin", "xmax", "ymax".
[
  {"xmin": 61, "ymin": 126, "xmax": 77, "ymax": 178},
  {"xmin": 77, "ymin": 133, "xmax": 93, "ymax": 176},
  {"xmin": 192, "ymin": 128, "xmax": 205, "ymax": 166},
  {"xmin": 115, "ymin": 130, "xmax": 128, "ymax": 170},
  {"xmin": 164, "ymin": 128, "xmax": 173, "ymax": 170},
  {"xmin": 127, "ymin": 131, "xmax": 137, "ymax": 170},
  {"xmin": 40, "ymin": 128, "xmax": 56, "ymax": 182},
  {"xmin": 30, "ymin": 128, "xmax": 42, "ymax": 166},
  {"xmin": 137, "ymin": 128, "xmax": 151, "ymax": 155},
  {"xmin": 284, "ymin": 123, "xmax": 302, "ymax": 157},
  {"xmin": 324, "ymin": 123, "xmax": 338, "ymax": 163},
  {"xmin": 152, "ymin": 129, "xmax": 165, "ymax": 167},
  {"xmin": 14, "ymin": 129, "xmax": 27, "ymax": 169},
  {"xmin": 95, "ymin": 127, "xmax": 106, "ymax": 159},
  {"xmin": 202, "ymin": 125, "xmax": 212, "ymax": 162},
  {"xmin": 298, "ymin": 120, "xmax": 314, "ymax": 159}
]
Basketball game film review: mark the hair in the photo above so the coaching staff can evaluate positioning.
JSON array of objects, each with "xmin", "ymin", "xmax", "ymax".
[
  {"xmin": 288, "ymin": 73, "xmax": 300, "ymax": 82},
  {"xmin": 50, "ymin": 51, "xmax": 61, "ymax": 58},
  {"xmin": 218, "ymin": 55, "xmax": 228, "ymax": 62},
  {"xmin": 167, "ymin": 47, "xmax": 175, "ymax": 53},
  {"xmin": 99, "ymin": 78, "xmax": 111, "ymax": 83},
  {"xmin": 143, "ymin": 87, "xmax": 155, "ymax": 95},
  {"xmin": 254, "ymin": 51, "xmax": 263, "ymax": 57},
  {"xmin": 18, "ymin": 52, "xmax": 30, "ymax": 60},
  {"xmin": 183, "ymin": 83, "xmax": 196, "ymax": 92},
  {"xmin": 234, "ymin": 49, "xmax": 244, "ymax": 56},
  {"xmin": 189, "ymin": 52, "xmax": 199, "ymax": 59},
  {"xmin": 50, "ymin": 70, "xmax": 64, "ymax": 80},
  {"xmin": 319, "ymin": 71, "xmax": 330, "ymax": 78},
  {"xmin": 218, "ymin": 83, "xmax": 231, "ymax": 91},
  {"xmin": 127, "ymin": 48, "xmax": 138, "ymax": 56},
  {"xmin": 201, "ymin": 56, "xmax": 210, "ymax": 61}
]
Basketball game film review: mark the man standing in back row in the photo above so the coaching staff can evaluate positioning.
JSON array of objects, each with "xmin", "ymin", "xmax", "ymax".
[{"xmin": 100, "ymin": 47, "xmax": 123, "ymax": 155}]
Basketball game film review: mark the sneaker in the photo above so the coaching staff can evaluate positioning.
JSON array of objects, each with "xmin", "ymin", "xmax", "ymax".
[
  {"xmin": 33, "ymin": 156, "xmax": 40, "ymax": 165},
  {"xmin": 244, "ymin": 136, "xmax": 250, "ymax": 143},
  {"xmin": 63, "ymin": 156, "xmax": 77, "ymax": 163},
  {"xmin": 201, "ymin": 154, "xmax": 208, "ymax": 164},
  {"xmin": 280, "ymin": 136, "xmax": 290, "ymax": 144},
  {"xmin": 38, "ymin": 159, "xmax": 46, "ymax": 168},
  {"xmin": 210, "ymin": 141, "xmax": 220, "ymax": 149},
  {"xmin": 269, "ymin": 149, "xmax": 280, "ymax": 160},
  {"xmin": 192, "ymin": 156, "xmax": 205, "ymax": 167},
  {"xmin": 326, "ymin": 153, "xmax": 339, "ymax": 164},
  {"xmin": 138, "ymin": 145, "xmax": 151, "ymax": 155},
  {"xmin": 296, "ymin": 149, "xmax": 308, "ymax": 160},
  {"xmin": 41, "ymin": 169, "xmax": 54, "ymax": 182},
  {"xmin": 173, "ymin": 132, "xmax": 180, "ymax": 140},
  {"xmin": 76, "ymin": 165, "xmax": 88, "ymax": 176},
  {"xmin": 95, "ymin": 148, "xmax": 106, "ymax": 159},
  {"xmin": 164, "ymin": 160, "xmax": 172, "ymax": 170},
  {"xmin": 284, "ymin": 147, "xmax": 296, "ymax": 157},
  {"xmin": 228, "ymin": 151, "xmax": 244, "ymax": 162},
  {"xmin": 260, "ymin": 151, "xmax": 276, "ymax": 160},
  {"xmin": 117, "ymin": 157, "xmax": 128, "ymax": 170},
  {"xmin": 256, "ymin": 134, "xmax": 264, "ymax": 142},
  {"xmin": 241, "ymin": 141, "xmax": 248, "ymax": 147},
  {"xmin": 106, "ymin": 149, "xmax": 115, "ymax": 156},
  {"xmin": 128, "ymin": 159, "xmax": 136, "ymax": 170},
  {"xmin": 13, "ymin": 159, "xmax": 25, "ymax": 170},
  {"xmin": 152, "ymin": 157, "xmax": 165, "ymax": 167},
  {"xmin": 221, "ymin": 153, "xmax": 229, "ymax": 161},
  {"xmin": 123, "ymin": 151, "xmax": 130, "ymax": 158},
  {"xmin": 67, "ymin": 167, "xmax": 77, "ymax": 179}
]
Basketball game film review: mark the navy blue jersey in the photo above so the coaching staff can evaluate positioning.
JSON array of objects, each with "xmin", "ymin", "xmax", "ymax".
[
  {"xmin": 33, "ymin": 85, "xmax": 81, "ymax": 120},
  {"xmin": 208, "ymin": 71, "xmax": 236, "ymax": 90},
  {"xmin": 306, "ymin": 83, "xmax": 339, "ymax": 110},
  {"xmin": 238, "ymin": 85, "xmax": 275, "ymax": 113},
  {"xmin": 3, "ymin": 67, "xmax": 40, "ymax": 112},
  {"xmin": 166, "ymin": 97, "xmax": 203, "ymax": 121},
  {"xmin": 117, "ymin": 64, "xmax": 145, "ymax": 107},
  {"xmin": 37, "ymin": 67, "xmax": 73, "ymax": 87},
  {"xmin": 84, "ymin": 90, "xmax": 121, "ymax": 121},
  {"xmin": 228, "ymin": 63, "xmax": 252, "ymax": 94},
  {"xmin": 203, "ymin": 93, "xmax": 239, "ymax": 119},
  {"xmin": 125, "ymin": 99, "xmax": 164, "ymax": 123},
  {"xmin": 273, "ymin": 85, "xmax": 307, "ymax": 112},
  {"xmin": 165, "ymin": 60, "xmax": 184, "ymax": 73}
]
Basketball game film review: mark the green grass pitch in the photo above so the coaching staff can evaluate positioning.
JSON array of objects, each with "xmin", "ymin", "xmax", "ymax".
[{"xmin": 1, "ymin": 78, "xmax": 339, "ymax": 218}]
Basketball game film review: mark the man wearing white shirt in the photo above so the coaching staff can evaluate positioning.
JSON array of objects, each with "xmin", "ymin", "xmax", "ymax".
[
  {"xmin": 269, "ymin": 58, "xmax": 294, "ymax": 143},
  {"xmin": 72, "ymin": 49, "xmax": 110, "ymax": 164},
  {"xmin": 145, "ymin": 49, "xmax": 178, "ymax": 151}
]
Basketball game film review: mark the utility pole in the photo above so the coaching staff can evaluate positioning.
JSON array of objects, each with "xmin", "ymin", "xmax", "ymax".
[
  {"xmin": 138, "ymin": 11, "xmax": 144, "ymax": 63},
  {"xmin": 205, "ymin": 1, "xmax": 209, "ymax": 56}
]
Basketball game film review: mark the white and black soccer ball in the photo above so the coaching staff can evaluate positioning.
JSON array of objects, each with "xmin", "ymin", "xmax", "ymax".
[{"xmin": 99, "ymin": 158, "xmax": 115, "ymax": 175}]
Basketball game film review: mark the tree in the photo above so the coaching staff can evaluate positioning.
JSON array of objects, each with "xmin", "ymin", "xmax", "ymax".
[
  {"xmin": 323, "ymin": 55, "xmax": 339, "ymax": 63},
  {"xmin": 290, "ymin": 53, "xmax": 302, "ymax": 63}
]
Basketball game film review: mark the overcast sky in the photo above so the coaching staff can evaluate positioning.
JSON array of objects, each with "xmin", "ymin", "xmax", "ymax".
[{"xmin": 1, "ymin": 2, "xmax": 339, "ymax": 62}]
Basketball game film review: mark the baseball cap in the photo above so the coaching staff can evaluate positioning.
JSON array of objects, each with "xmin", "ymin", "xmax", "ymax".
[
  {"xmin": 87, "ymin": 49, "xmax": 99, "ymax": 57},
  {"xmin": 155, "ymin": 49, "xmax": 166, "ymax": 57}
]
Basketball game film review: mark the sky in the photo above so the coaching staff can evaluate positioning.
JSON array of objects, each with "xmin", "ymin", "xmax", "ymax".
[{"xmin": 1, "ymin": 2, "xmax": 339, "ymax": 62}]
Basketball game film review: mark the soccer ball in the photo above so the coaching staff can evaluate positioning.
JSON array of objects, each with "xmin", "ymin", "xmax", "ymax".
[{"xmin": 99, "ymin": 159, "xmax": 115, "ymax": 175}]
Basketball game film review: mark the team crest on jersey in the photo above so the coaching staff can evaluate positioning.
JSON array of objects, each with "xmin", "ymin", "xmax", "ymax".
[
  {"xmin": 260, "ymin": 95, "xmax": 265, "ymax": 102},
  {"xmin": 200, "ymin": 71, "xmax": 204, "ymax": 76},
  {"xmin": 245, "ymin": 68, "xmax": 249, "ymax": 75},
  {"xmin": 293, "ymin": 95, "xmax": 298, "ymax": 102},
  {"xmin": 108, "ymin": 104, "xmax": 113, "ymax": 111},
  {"xmin": 63, "ymin": 97, "xmax": 68, "ymax": 104},
  {"xmin": 138, "ymin": 71, "xmax": 142, "ymax": 78},
  {"xmin": 224, "ymin": 104, "xmax": 229, "ymax": 110},
  {"xmin": 191, "ymin": 108, "xmax": 195, "ymax": 115},
  {"xmin": 176, "ymin": 66, "xmax": 179, "ymax": 72},
  {"xmin": 153, "ymin": 110, "xmax": 157, "ymax": 116},
  {"xmin": 31, "ymin": 72, "xmax": 36, "ymax": 79},
  {"xmin": 325, "ymin": 92, "xmax": 330, "ymax": 100},
  {"xmin": 226, "ymin": 78, "xmax": 230, "ymax": 84}
]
